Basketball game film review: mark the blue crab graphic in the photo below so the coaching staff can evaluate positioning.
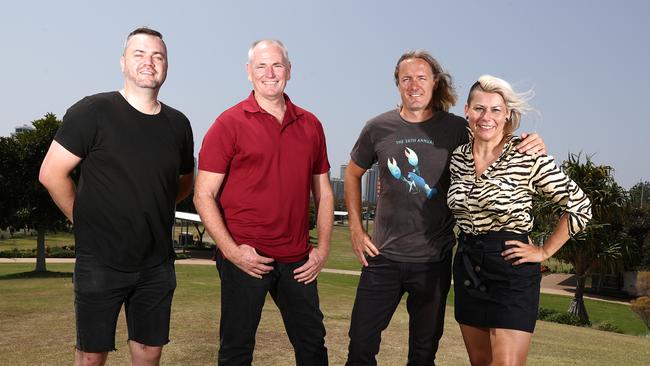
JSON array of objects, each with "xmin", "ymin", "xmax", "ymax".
[{"xmin": 387, "ymin": 147, "xmax": 438, "ymax": 199}]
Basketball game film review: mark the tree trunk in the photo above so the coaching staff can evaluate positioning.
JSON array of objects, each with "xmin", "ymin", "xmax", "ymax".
[
  {"xmin": 568, "ymin": 273, "xmax": 590, "ymax": 323},
  {"xmin": 35, "ymin": 228, "xmax": 47, "ymax": 273},
  {"xmin": 193, "ymin": 223, "xmax": 205, "ymax": 246}
]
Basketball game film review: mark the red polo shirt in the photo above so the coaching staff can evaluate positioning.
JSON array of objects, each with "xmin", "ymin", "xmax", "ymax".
[{"xmin": 198, "ymin": 92, "xmax": 330, "ymax": 262}]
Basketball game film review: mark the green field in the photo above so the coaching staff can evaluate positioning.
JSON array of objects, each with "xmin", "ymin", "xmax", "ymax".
[
  {"xmin": 1, "ymin": 225, "xmax": 649, "ymax": 364},
  {"xmin": 1, "ymin": 263, "xmax": 649, "ymax": 365},
  {"xmin": 0, "ymin": 231, "xmax": 74, "ymax": 251}
]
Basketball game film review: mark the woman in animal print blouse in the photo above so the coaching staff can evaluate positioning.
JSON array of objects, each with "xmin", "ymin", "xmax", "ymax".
[{"xmin": 447, "ymin": 75, "xmax": 592, "ymax": 366}]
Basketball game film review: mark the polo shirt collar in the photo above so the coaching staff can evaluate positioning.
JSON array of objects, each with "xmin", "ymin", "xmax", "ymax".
[{"xmin": 242, "ymin": 91, "xmax": 303, "ymax": 125}]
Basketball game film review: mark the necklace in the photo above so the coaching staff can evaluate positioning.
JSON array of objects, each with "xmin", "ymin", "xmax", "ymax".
[{"xmin": 120, "ymin": 89, "xmax": 161, "ymax": 115}]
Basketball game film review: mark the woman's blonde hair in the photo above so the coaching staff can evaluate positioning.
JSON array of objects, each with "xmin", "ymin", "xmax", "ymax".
[{"xmin": 467, "ymin": 75, "xmax": 534, "ymax": 134}]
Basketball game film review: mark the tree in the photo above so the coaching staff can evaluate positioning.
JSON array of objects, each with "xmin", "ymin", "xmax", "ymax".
[
  {"xmin": 629, "ymin": 181, "xmax": 650, "ymax": 208},
  {"xmin": 10, "ymin": 113, "xmax": 68, "ymax": 272},
  {"xmin": 532, "ymin": 153, "xmax": 628, "ymax": 323},
  {"xmin": 0, "ymin": 136, "xmax": 20, "ymax": 231},
  {"xmin": 622, "ymin": 205, "xmax": 650, "ymax": 271}
]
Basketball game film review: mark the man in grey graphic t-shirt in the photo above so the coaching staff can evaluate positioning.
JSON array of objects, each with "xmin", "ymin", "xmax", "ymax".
[{"xmin": 344, "ymin": 50, "xmax": 546, "ymax": 365}]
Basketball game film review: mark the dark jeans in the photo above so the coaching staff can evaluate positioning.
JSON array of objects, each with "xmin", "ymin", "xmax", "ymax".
[
  {"xmin": 346, "ymin": 254, "xmax": 452, "ymax": 366},
  {"xmin": 216, "ymin": 253, "xmax": 328, "ymax": 366}
]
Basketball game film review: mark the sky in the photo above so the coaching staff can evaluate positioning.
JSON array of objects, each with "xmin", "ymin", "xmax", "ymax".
[{"xmin": 1, "ymin": 0, "xmax": 648, "ymax": 189}]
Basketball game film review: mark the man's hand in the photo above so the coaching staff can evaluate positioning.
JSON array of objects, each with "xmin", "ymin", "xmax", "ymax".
[
  {"xmin": 351, "ymin": 230, "xmax": 379, "ymax": 267},
  {"xmin": 517, "ymin": 132, "xmax": 546, "ymax": 155},
  {"xmin": 227, "ymin": 244, "xmax": 274, "ymax": 279},
  {"xmin": 294, "ymin": 247, "xmax": 328, "ymax": 284}
]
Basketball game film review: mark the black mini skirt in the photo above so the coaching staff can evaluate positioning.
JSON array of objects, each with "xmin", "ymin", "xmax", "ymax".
[{"xmin": 453, "ymin": 231, "xmax": 541, "ymax": 333}]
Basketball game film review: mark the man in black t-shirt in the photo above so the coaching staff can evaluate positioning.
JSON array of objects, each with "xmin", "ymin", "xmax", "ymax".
[
  {"xmin": 344, "ymin": 50, "xmax": 545, "ymax": 365},
  {"xmin": 40, "ymin": 27, "xmax": 194, "ymax": 366}
]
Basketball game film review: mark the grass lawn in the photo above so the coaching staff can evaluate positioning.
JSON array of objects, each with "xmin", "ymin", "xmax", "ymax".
[
  {"xmin": 0, "ymin": 232, "xmax": 74, "ymax": 251},
  {"xmin": 1, "ymin": 263, "xmax": 649, "ymax": 365},
  {"xmin": 538, "ymin": 293, "xmax": 647, "ymax": 335}
]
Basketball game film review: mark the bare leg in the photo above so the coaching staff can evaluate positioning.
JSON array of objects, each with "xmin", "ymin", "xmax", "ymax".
[
  {"xmin": 74, "ymin": 349, "xmax": 108, "ymax": 366},
  {"xmin": 128, "ymin": 340, "xmax": 163, "ymax": 366},
  {"xmin": 489, "ymin": 328, "xmax": 532, "ymax": 366},
  {"xmin": 459, "ymin": 324, "xmax": 492, "ymax": 366}
]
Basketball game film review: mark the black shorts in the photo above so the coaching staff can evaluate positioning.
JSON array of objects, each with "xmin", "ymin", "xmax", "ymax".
[{"xmin": 73, "ymin": 254, "xmax": 176, "ymax": 352}]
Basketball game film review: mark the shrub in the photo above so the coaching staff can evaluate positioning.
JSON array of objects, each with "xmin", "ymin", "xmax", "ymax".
[
  {"xmin": 592, "ymin": 321, "xmax": 624, "ymax": 333},
  {"xmin": 636, "ymin": 271, "xmax": 650, "ymax": 297},
  {"xmin": 0, "ymin": 245, "xmax": 75, "ymax": 258},
  {"xmin": 537, "ymin": 307, "xmax": 560, "ymax": 320},
  {"xmin": 46, "ymin": 245, "xmax": 75, "ymax": 258},
  {"xmin": 546, "ymin": 312, "xmax": 591, "ymax": 326},
  {"xmin": 541, "ymin": 258, "xmax": 573, "ymax": 273},
  {"xmin": 631, "ymin": 296, "xmax": 650, "ymax": 330},
  {"xmin": 537, "ymin": 307, "xmax": 590, "ymax": 326},
  {"xmin": 0, "ymin": 248, "xmax": 26, "ymax": 258},
  {"xmin": 175, "ymin": 252, "xmax": 190, "ymax": 260}
]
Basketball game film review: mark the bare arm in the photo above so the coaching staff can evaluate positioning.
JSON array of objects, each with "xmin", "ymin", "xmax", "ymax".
[
  {"xmin": 344, "ymin": 160, "xmax": 378, "ymax": 266},
  {"xmin": 39, "ymin": 141, "xmax": 82, "ymax": 222},
  {"xmin": 503, "ymin": 214, "xmax": 570, "ymax": 264},
  {"xmin": 176, "ymin": 173, "xmax": 194, "ymax": 204},
  {"xmin": 193, "ymin": 169, "xmax": 273, "ymax": 278},
  {"xmin": 294, "ymin": 172, "xmax": 334, "ymax": 284}
]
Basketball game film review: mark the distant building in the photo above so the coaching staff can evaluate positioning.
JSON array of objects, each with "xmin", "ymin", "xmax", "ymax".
[
  {"xmin": 331, "ymin": 178, "xmax": 344, "ymax": 200},
  {"xmin": 362, "ymin": 163, "xmax": 379, "ymax": 204},
  {"xmin": 336, "ymin": 162, "xmax": 378, "ymax": 203},
  {"xmin": 339, "ymin": 164, "xmax": 347, "ymax": 180},
  {"xmin": 11, "ymin": 124, "xmax": 34, "ymax": 137}
]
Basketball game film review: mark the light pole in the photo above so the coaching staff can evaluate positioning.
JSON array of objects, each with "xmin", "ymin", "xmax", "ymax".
[{"xmin": 640, "ymin": 179, "xmax": 645, "ymax": 208}]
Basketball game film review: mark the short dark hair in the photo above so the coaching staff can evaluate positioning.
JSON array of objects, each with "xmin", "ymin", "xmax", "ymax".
[
  {"xmin": 127, "ymin": 27, "xmax": 163, "ymax": 40},
  {"xmin": 394, "ymin": 50, "xmax": 457, "ymax": 112},
  {"xmin": 123, "ymin": 27, "xmax": 165, "ymax": 55}
]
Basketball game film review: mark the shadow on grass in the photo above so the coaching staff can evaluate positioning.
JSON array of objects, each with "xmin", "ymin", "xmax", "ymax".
[{"xmin": 0, "ymin": 270, "xmax": 73, "ymax": 280}]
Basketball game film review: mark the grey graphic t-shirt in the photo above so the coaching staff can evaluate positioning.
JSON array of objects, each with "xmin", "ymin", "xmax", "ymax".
[{"xmin": 350, "ymin": 109, "xmax": 468, "ymax": 262}]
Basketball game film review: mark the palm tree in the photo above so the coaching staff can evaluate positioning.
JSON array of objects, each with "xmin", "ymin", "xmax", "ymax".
[{"xmin": 532, "ymin": 153, "xmax": 628, "ymax": 323}]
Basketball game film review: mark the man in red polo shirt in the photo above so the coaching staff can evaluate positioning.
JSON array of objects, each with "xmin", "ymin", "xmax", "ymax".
[{"xmin": 194, "ymin": 39, "xmax": 333, "ymax": 365}]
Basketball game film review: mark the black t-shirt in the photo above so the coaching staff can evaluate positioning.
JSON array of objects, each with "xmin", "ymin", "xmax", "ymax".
[
  {"xmin": 55, "ymin": 92, "xmax": 194, "ymax": 271},
  {"xmin": 350, "ymin": 109, "xmax": 468, "ymax": 262}
]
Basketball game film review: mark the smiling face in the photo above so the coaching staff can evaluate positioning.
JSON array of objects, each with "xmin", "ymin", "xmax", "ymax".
[
  {"xmin": 397, "ymin": 58, "xmax": 437, "ymax": 117},
  {"xmin": 120, "ymin": 33, "xmax": 167, "ymax": 90},
  {"xmin": 246, "ymin": 41, "xmax": 291, "ymax": 101},
  {"xmin": 465, "ymin": 90, "xmax": 509, "ymax": 144}
]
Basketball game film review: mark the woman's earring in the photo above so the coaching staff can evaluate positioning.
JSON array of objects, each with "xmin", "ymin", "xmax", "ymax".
[{"xmin": 465, "ymin": 116, "xmax": 469, "ymax": 120}]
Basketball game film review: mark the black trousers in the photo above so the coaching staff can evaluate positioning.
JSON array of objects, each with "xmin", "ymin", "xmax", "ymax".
[
  {"xmin": 346, "ymin": 254, "xmax": 452, "ymax": 366},
  {"xmin": 216, "ymin": 254, "xmax": 328, "ymax": 366}
]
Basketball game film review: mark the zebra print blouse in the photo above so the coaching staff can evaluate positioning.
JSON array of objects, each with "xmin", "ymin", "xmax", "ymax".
[{"xmin": 447, "ymin": 135, "xmax": 592, "ymax": 236}]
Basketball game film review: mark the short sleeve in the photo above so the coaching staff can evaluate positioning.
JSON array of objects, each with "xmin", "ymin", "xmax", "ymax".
[
  {"xmin": 179, "ymin": 119, "xmax": 195, "ymax": 175},
  {"xmin": 198, "ymin": 116, "xmax": 237, "ymax": 173},
  {"xmin": 55, "ymin": 97, "xmax": 98, "ymax": 158},
  {"xmin": 530, "ymin": 155, "xmax": 592, "ymax": 236},
  {"xmin": 349, "ymin": 122, "xmax": 377, "ymax": 169},
  {"xmin": 312, "ymin": 119, "xmax": 330, "ymax": 175}
]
